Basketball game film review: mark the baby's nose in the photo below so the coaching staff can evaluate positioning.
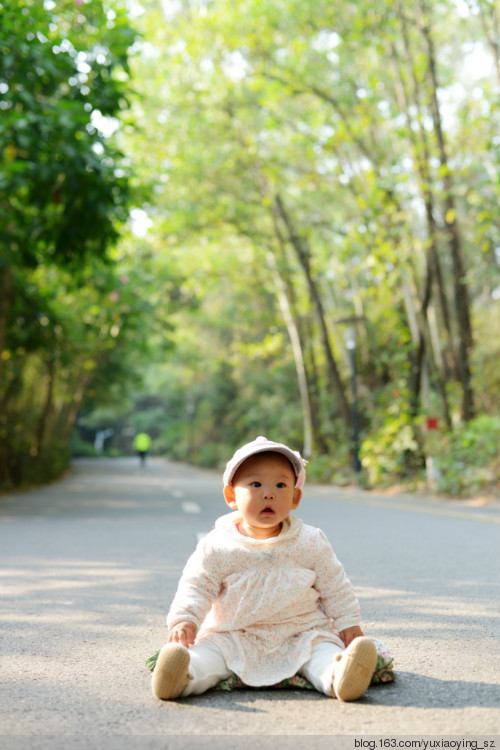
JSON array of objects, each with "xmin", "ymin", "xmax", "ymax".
[{"xmin": 263, "ymin": 486, "xmax": 275, "ymax": 498}]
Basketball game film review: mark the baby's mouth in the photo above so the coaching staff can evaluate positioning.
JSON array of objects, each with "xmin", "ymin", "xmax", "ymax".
[{"xmin": 261, "ymin": 507, "xmax": 275, "ymax": 515}]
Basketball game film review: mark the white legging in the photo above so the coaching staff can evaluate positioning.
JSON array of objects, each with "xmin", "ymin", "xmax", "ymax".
[{"xmin": 180, "ymin": 638, "xmax": 343, "ymax": 697}]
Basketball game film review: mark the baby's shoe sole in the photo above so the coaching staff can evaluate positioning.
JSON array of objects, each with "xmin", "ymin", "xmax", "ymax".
[
  {"xmin": 151, "ymin": 643, "xmax": 191, "ymax": 700},
  {"xmin": 332, "ymin": 637, "xmax": 377, "ymax": 702}
]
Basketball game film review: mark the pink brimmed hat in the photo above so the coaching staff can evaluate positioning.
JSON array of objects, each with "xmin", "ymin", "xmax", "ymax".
[{"xmin": 223, "ymin": 436, "xmax": 307, "ymax": 489}]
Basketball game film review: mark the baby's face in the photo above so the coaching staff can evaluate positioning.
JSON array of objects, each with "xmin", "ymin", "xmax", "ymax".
[{"xmin": 223, "ymin": 453, "xmax": 302, "ymax": 539}]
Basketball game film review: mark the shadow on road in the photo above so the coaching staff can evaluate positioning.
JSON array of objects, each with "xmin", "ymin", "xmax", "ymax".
[
  {"xmin": 180, "ymin": 671, "xmax": 500, "ymax": 710},
  {"xmin": 368, "ymin": 671, "xmax": 500, "ymax": 709}
]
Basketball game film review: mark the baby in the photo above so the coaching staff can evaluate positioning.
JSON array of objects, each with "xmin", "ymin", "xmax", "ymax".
[{"xmin": 152, "ymin": 436, "xmax": 377, "ymax": 702}]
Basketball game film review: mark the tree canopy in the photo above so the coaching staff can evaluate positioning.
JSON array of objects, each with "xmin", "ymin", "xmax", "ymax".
[
  {"xmin": 1, "ymin": 0, "xmax": 499, "ymax": 496},
  {"xmin": 0, "ymin": 0, "xmax": 144, "ymax": 486}
]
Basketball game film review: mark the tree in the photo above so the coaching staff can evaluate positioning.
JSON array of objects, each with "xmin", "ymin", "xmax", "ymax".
[
  {"xmin": 0, "ymin": 0, "xmax": 138, "ymax": 487},
  {"xmin": 121, "ymin": 0, "xmax": 498, "ymax": 488}
]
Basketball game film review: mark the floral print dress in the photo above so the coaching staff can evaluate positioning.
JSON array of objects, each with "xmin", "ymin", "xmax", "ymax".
[{"xmin": 166, "ymin": 512, "xmax": 361, "ymax": 686}]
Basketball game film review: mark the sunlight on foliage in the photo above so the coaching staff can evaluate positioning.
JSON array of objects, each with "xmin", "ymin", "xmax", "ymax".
[{"xmin": 2, "ymin": 0, "xmax": 500, "ymax": 497}]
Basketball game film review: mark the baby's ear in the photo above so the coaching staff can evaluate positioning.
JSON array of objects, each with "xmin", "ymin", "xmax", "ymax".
[
  {"xmin": 223, "ymin": 483, "xmax": 237, "ymax": 508},
  {"xmin": 292, "ymin": 487, "xmax": 302, "ymax": 509}
]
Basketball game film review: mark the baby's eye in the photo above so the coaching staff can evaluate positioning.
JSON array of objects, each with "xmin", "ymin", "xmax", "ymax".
[
  {"xmin": 251, "ymin": 481, "xmax": 262, "ymax": 487},
  {"xmin": 277, "ymin": 482, "xmax": 287, "ymax": 488}
]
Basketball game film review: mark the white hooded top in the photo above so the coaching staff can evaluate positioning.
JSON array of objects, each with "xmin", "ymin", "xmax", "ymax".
[{"xmin": 166, "ymin": 511, "xmax": 361, "ymax": 686}]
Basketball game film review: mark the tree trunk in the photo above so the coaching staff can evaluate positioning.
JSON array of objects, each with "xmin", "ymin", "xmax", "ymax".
[
  {"xmin": 273, "ymin": 194, "xmax": 352, "ymax": 431},
  {"xmin": 426, "ymin": 304, "xmax": 453, "ymax": 431},
  {"xmin": 391, "ymin": 16, "xmax": 459, "ymax": 384},
  {"xmin": 302, "ymin": 316, "xmax": 330, "ymax": 454},
  {"xmin": 402, "ymin": 276, "xmax": 425, "ymax": 418},
  {"xmin": 266, "ymin": 249, "xmax": 314, "ymax": 458},
  {"xmin": 418, "ymin": 0, "xmax": 475, "ymax": 421},
  {"xmin": 35, "ymin": 355, "xmax": 56, "ymax": 456},
  {"xmin": 468, "ymin": 0, "xmax": 500, "ymax": 84},
  {"xmin": 0, "ymin": 265, "xmax": 13, "ymax": 389},
  {"xmin": 60, "ymin": 373, "xmax": 93, "ymax": 443}
]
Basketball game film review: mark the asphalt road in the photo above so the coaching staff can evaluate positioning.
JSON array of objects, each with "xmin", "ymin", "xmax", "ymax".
[{"xmin": 1, "ymin": 457, "xmax": 499, "ymax": 750}]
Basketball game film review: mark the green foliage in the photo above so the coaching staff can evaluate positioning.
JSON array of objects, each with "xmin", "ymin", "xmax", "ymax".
[
  {"xmin": 434, "ymin": 416, "xmax": 500, "ymax": 496},
  {"xmin": 5, "ymin": 0, "xmax": 500, "ymax": 498},
  {"xmin": 1, "ymin": 433, "xmax": 70, "ymax": 489},
  {"xmin": 68, "ymin": 431, "xmax": 98, "ymax": 458},
  {"xmin": 0, "ymin": 0, "xmax": 142, "ymax": 490},
  {"xmin": 112, "ymin": 0, "xmax": 498, "ymax": 496},
  {"xmin": 360, "ymin": 399, "xmax": 423, "ymax": 487},
  {"xmin": 302, "ymin": 444, "xmax": 353, "ymax": 486},
  {"xmin": 0, "ymin": 0, "xmax": 135, "ymax": 267}
]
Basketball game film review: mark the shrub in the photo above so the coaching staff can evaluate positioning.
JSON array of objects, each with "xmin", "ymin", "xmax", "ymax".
[
  {"xmin": 434, "ymin": 415, "xmax": 500, "ymax": 496},
  {"xmin": 360, "ymin": 411, "xmax": 422, "ymax": 487}
]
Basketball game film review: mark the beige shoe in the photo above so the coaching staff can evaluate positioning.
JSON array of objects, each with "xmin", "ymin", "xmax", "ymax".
[
  {"xmin": 332, "ymin": 637, "xmax": 377, "ymax": 701},
  {"xmin": 151, "ymin": 643, "xmax": 191, "ymax": 700}
]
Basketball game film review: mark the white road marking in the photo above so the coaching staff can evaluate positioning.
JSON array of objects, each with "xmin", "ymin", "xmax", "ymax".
[{"xmin": 181, "ymin": 501, "xmax": 201, "ymax": 514}]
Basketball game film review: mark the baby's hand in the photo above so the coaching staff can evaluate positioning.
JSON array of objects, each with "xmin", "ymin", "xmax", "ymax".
[
  {"xmin": 168, "ymin": 621, "xmax": 197, "ymax": 648},
  {"xmin": 339, "ymin": 625, "xmax": 364, "ymax": 648}
]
